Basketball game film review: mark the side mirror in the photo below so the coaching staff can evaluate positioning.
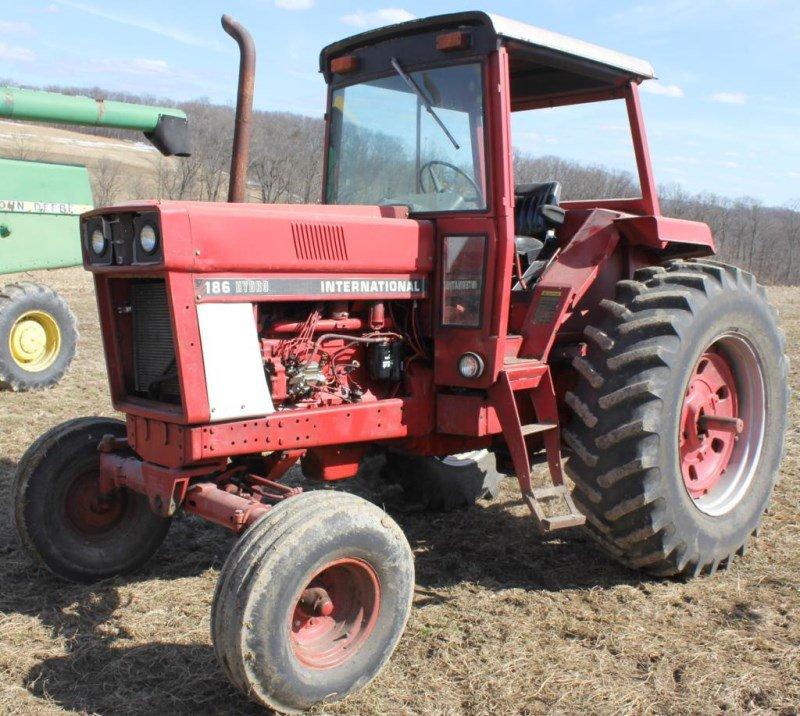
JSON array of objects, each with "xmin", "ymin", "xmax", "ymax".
[{"xmin": 541, "ymin": 204, "xmax": 566, "ymax": 226}]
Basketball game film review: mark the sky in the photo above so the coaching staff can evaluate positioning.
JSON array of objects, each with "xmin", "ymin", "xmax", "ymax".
[{"xmin": 1, "ymin": 0, "xmax": 798, "ymax": 205}]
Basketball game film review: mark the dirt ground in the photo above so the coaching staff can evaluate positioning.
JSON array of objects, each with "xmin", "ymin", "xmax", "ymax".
[{"xmin": 0, "ymin": 267, "xmax": 797, "ymax": 715}]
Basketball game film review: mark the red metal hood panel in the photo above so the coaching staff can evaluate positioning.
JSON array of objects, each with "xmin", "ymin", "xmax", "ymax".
[{"xmin": 174, "ymin": 201, "xmax": 434, "ymax": 274}]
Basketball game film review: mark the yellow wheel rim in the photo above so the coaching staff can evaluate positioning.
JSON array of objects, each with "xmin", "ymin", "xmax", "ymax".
[{"xmin": 9, "ymin": 310, "xmax": 62, "ymax": 372}]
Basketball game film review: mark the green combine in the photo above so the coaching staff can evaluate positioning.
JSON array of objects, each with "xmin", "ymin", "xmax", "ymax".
[{"xmin": 0, "ymin": 87, "xmax": 189, "ymax": 390}]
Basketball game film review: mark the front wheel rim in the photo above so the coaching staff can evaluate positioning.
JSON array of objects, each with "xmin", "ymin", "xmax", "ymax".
[
  {"xmin": 678, "ymin": 333, "xmax": 765, "ymax": 516},
  {"xmin": 63, "ymin": 469, "xmax": 127, "ymax": 536},
  {"xmin": 290, "ymin": 558, "xmax": 381, "ymax": 670}
]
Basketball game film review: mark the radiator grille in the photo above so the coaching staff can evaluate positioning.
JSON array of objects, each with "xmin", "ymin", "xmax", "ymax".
[
  {"xmin": 130, "ymin": 280, "xmax": 180, "ymax": 403},
  {"xmin": 291, "ymin": 222, "xmax": 348, "ymax": 261}
]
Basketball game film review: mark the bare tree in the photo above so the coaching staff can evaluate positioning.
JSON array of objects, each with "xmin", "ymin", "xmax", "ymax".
[{"xmin": 90, "ymin": 157, "xmax": 125, "ymax": 207}]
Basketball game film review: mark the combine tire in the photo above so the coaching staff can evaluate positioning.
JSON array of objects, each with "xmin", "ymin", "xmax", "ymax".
[
  {"xmin": 12, "ymin": 417, "xmax": 171, "ymax": 583},
  {"xmin": 381, "ymin": 450, "xmax": 502, "ymax": 511},
  {"xmin": 212, "ymin": 490, "xmax": 414, "ymax": 714},
  {"xmin": 564, "ymin": 259, "xmax": 788, "ymax": 577},
  {"xmin": 0, "ymin": 281, "xmax": 77, "ymax": 391}
]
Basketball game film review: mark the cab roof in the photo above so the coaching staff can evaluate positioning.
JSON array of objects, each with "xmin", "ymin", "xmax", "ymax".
[{"xmin": 320, "ymin": 11, "xmax": 655, "ymax": 104}]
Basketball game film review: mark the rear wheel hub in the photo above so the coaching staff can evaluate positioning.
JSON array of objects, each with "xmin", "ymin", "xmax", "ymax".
[
  {"xmin": 680, "ymin": 350, "xmax": 739, "ymax": 498},
  {"xmin": 678, "ymin": 335, "xmax": 765, "ymax": 515}
]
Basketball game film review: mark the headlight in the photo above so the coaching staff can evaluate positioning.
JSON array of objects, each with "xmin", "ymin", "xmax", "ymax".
[
  {"xmin": 138, "ymin": 223, "xmax": 158, "ymax": 254},
  {"xmin": 90, "ymin": 228, "xmax": 106, "ymax": 255},
  {"xmin": 458, "ymin": 352, "xmax": 484, "ymax": 379}
]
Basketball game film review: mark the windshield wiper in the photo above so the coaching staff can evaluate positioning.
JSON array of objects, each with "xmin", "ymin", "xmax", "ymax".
[{"xmin": 390, "ymin": 57, "xmax": 460, "ymax": 150}]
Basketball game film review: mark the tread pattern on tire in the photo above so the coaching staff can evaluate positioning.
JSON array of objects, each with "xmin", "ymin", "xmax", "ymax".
[{"xmin": 564, "ymin": 258, "xmax": 788, "ymax": 577}]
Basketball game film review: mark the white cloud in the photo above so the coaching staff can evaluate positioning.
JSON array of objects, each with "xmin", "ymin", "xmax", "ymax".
[
  {"xmin": 340, "ymin": 8, "xmax": 416, "ymax": 28},
  {"xmin": 275, "ymin": 0, "xmax": 314, "ymax": 8},
  {"xmin": 54, "ymin": 0, "xmax": 223, "ymax": 51},
  {"xmin": 0, "ymin": 42, "xmax": 35, "ymax": 62},
  {"xmin": 710, "ymin": 92, "xmax": 747, "ymax": 105},
  {"xmin": 127, "ymin": 58, "xmax": 171, "ymax": 76},
  {"xmin": 641, "ymin": 81, "xmax": 685, "ymax": 98},
  {"xmin": 0, "ymin": 21, "xmax": 34, "ymax": 34}
]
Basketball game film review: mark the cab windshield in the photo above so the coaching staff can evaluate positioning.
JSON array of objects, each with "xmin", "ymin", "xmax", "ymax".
[{"xmin": 326, "ymin": 63, "xmax": 487, "ymax": 213}]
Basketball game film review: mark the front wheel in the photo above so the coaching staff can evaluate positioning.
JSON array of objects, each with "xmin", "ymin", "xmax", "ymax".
[
  {"xmin": 212, "ymin": 490, "xmax": 414, "ymax": 714},
  {"xmin": 12, "ymin": 417, "xmax": 171, "ymax": 583},
  {"xmin": 564, "ymin": 259, "xmax": 788, "ymax": 576}
]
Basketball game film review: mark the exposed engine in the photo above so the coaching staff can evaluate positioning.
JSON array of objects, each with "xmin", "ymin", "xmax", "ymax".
[{"xmin": 260, "ymin": 300, "xmax": 427, "ymax": 409}]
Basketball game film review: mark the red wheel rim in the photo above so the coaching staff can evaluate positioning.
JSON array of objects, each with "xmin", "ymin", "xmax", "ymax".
[
  {"xmin": 290, "ymin": 558, "xmax": 380, "ymax": 670},
  {"xmin": 63, "ymin": 470, "xmax": 126, "ymax": 536},
  {"xmin": 680, "ymin": 349, "xmax": 740, "ymax": 499}
]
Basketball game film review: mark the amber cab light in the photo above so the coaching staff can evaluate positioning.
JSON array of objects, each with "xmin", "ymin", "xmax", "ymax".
[
  {"xmin": 331, "ymin": 55, "xmax": 360, "ymax": 74},
  {"xmin": 436, "ymin": 31, "xmax": 471, "ymax": 52}
]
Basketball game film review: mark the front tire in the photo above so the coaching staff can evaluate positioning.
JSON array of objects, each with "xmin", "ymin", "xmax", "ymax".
[
  {"xmin": 12, "ymin": 417, "xmax": 171, "ymax": 583},
  {"xmin": 0, "ymin": 282, "xmax": 78, "ymax": 391},
  {"xmin": 564, "ymin": 260, "xmax": 788, "ymax": 576},
  {"xmin": 212, "ymin": 490, "xmax": 414, "ymax": 714}
]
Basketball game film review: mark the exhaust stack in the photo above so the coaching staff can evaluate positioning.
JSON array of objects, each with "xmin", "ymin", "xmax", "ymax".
[{"xmin": 221, "ymin": 14, "xmax": 256, "ymax": 203}]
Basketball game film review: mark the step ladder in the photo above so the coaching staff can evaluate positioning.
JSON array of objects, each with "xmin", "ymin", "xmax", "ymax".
[{"xmin": 489, "ymin": 362, "xmax": 585, "ymax": 535}]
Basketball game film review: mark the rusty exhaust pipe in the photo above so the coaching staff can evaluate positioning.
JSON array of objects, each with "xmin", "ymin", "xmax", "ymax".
[{"xmin": 221, "ymin": 14, "xmax": 255, "ymax": 203}]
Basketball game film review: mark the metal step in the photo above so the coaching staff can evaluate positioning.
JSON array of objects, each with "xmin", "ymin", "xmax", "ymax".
[
  {"xmin": 523, "ymin": 484, "xmax": 586, "ymax": 535},
  {"xmin": 520, "ymin": 422, "xmax": 557, "ymax": 437}
]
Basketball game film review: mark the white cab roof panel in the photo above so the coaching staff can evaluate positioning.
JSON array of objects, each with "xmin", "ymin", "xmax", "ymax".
[{"xmin": 486, "ymin": 13, "xmax": 655, "ymax": 79}]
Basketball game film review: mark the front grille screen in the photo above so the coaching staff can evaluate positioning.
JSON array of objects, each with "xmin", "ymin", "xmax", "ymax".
[{"xmin": 131, "ymin": 280, "xmax": 180, "ymax": 403}]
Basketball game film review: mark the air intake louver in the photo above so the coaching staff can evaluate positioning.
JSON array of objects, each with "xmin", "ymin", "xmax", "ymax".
[
  {"xmin": 291, "ymin": 222, "xmax": 348, "ymax": 261},
  {"xmin": 130, "ymin": 280, "xmax": 180, "ymax": 403}
]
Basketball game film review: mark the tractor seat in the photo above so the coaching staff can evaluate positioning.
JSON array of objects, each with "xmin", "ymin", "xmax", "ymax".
[
  {"xmin": 514, "ymin": 181, "xmax": 562, "ymax": 244},
  {"xmin": 512, "ymin": 181, "xmax": 563, "ymax": 290}
]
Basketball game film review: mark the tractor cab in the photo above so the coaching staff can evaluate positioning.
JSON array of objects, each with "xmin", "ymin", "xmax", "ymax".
[{"xmin": 320, "ymin": 12, "xmax": 665, "ymax": 387}]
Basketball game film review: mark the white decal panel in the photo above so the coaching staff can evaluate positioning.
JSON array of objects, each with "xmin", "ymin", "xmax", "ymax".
[{"xmin": 196, "ymin": 302, "xmax": 274, "ymax": 422}]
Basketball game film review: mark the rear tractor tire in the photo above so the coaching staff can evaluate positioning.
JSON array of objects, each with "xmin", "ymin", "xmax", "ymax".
[
  {"xmin": 0, "ymin": 281, "xmax": 78, "ymax": 391},
  {"xmin": 13, "ymin": 417, "xmax": 171, "ymax": 583},
  {"xmin": 381, "ymin": 449, "xmax": 502, "ymax": 511},
  {"xmin": 564, "ymin": 259, "xmax": 788, "ymax": 577},
  {"xmin": 212, "ymin": 490, "xmax": 414, "ymax": 714}
]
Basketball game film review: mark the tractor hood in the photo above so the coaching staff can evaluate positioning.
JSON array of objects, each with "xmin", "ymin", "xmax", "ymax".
[{"xmin": 81, "ymin": 200, "xmax": 435, "ymax": 276}]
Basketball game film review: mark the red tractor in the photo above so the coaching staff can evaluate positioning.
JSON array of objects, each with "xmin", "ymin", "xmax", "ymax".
[{"xmin": 13, "ymin": 11, "xmax": 787, "ymax": 713}]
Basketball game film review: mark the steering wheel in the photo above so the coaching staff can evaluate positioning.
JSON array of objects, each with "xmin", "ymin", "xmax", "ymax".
[{"xmin": 419, "ymin": 160, "xmax": 481, "ymax": 201}]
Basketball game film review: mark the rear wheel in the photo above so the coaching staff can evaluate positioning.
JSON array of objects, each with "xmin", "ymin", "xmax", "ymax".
[
  {"xmin": 564, "ymin": 259, "xmax": 788, "ymax": 576},
  {"xmin": 0, "ymin": 282, "xmax": 78, "ymax": 391},
  {"xmin": 12, "ymin": 417, "xmax": 171, "ymax": 583},
  {"xmin": 212, "ymin": 490, "xmax": 414, "ymax": 714},
  {"xmin": 381, "ymin": 449, "xmax": 502, "ymax": 511}
]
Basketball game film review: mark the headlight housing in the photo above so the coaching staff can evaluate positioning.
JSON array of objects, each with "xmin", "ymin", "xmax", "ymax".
[
  {"xmin": 82, "ymin": 218, "xmax": 112, "ymax": 265},
  {"xmin": 132, "ymin": 212, "xmax": 163, "ymax": 264},
  {"xmin": 458, "ymin": 352, "xmax": 484, "ymax": 379},
  {"xmin": 90, "ymin": 228, "xmax": 106, "ymax": 255},
  {"xmin": 138, "ymin": 223, "xmax": 158, "ymax": 254}
]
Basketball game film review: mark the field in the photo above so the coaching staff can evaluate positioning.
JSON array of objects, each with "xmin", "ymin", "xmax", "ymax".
[{"xmin": 0, "ymin": 268, "xmax": 798, "ymax": 715}]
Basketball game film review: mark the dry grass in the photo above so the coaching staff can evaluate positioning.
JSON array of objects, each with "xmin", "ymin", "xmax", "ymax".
[{"xmin": 0, "ymin": 269, "xmax": 798, "ymax": 715}]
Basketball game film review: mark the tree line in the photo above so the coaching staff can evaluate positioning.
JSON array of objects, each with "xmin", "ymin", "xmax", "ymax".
[{"xmin": 3, "ymin": 83, "xmax": 798, "ymax": 284}]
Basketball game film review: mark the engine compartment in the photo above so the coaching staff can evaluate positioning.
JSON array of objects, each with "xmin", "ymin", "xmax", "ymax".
[{"xmin": 261, "ymin": 299, "xmax": 427, "ymax": 408}]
